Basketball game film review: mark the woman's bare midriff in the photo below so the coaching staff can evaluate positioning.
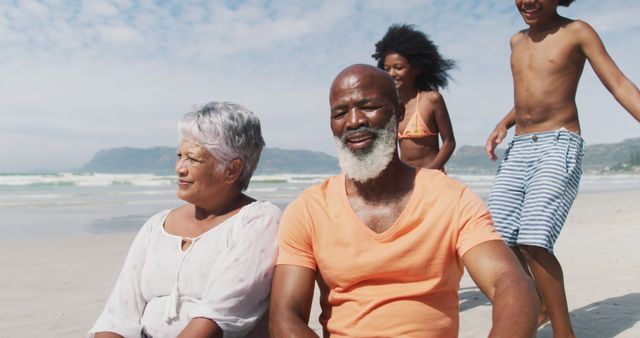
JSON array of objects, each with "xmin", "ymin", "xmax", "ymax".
[{"xmin": 399, "ymin": 138, "xmax": 440, "ymax": 168}]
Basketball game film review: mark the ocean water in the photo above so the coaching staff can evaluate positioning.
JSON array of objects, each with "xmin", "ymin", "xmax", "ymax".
[{"xmin": 1, "ymin": 172, "xmax": 639, "ymax": 240}]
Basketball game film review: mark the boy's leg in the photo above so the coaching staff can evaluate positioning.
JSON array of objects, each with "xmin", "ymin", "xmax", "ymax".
[
  {"xmin": 516, "ymin": 130, "xmax": 584, "ymax": 337},
  {"xmin": 520, "ymin": 245, "xmax": 574, "ymax": 337},
  {"xmin": 512, "ymin": 246, "xmax": 549, "ymax": 327},
  {"xmin": 489, "ymin": 137, "xmax": 548, "ymax": 325}
]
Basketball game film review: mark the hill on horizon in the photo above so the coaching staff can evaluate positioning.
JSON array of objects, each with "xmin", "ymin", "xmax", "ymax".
[
  {"xmin": 81, "ymin": 137, "xmax": 640, "ymax": 175},
  {"xmin": 82, "ymin": 147, "xmax": 340, "ymax": 175},
  {"xmin": 446, "ymin": 137, "xmax": 640, "ymax": 174}
]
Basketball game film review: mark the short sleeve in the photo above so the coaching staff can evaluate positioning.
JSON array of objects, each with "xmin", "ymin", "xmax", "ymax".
[
  {"xmin": 456, "ymin": 188, "xmax": 502, "ymax": 258},
  {"xmin": 87, "ymin": 211, "xmax": 166, "ymax": 338},
  {"xmin": 190, "ymin": 202, "xmax": 281, "ymax": 338},
  {"xmin": 276, "ymin": 194, "xmax": 317, "ymax": 270}
]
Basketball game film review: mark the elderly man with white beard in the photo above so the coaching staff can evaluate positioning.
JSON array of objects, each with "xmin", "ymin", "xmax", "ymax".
[{"xmin": 269, "ymin": 64, "xmax": 538, "ymax": 338}]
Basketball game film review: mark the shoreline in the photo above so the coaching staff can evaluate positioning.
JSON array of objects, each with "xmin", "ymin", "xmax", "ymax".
[{"xmin": 3, "ymin": 173, "xmax": 640, "ymax": 242}]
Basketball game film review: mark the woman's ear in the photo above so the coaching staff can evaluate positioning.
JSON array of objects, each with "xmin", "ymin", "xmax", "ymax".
[{"xmin": 224, "ymin": 158, "xmax": 244, "ymax": 184}]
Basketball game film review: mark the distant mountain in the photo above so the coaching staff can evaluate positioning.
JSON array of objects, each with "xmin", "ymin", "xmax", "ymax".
[
  {"xmin": 581, "ymin": 137, "xmax": 640, "ymax": 172},
  {"xmin": 81, "ymin": 137, "xmax": 640, "ymax": 175},
  {"xmin": 82, "ymin": 147, "xmax": 340, "ymax": 174},
  {"xmin": 447, "ymin": 146, "xmax": 504, "ymax": 175},
  {"xmin": 446, "ymin": 137, "xmax": 640, "ymax": 174},
  {"xmin": 82, "ymin": 147, "xmax": 176, "ymax": 174},
  {"xmin": 257, "ymin": 148, "xmax": 339, "ymax": 174}
]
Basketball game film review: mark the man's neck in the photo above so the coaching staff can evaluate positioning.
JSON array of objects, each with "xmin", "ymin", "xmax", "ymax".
[{"xmin": 345, "ymin": 156, "xmax": 416, "ymax": 203}]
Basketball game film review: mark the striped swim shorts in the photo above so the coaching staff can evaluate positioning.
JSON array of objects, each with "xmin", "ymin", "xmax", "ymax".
[{"xmin": 488, "ymin": 128, "xmax": 586, "ymax": 251}]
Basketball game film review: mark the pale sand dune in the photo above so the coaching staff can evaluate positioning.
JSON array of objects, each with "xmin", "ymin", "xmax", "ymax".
[{"xmin": 0, "ymin": 190, "xmax": 638, "ymax": 337}]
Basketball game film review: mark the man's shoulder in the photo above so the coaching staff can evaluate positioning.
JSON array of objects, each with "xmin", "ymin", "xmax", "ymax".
[
  {"xmin": 280, "ymin": 174, "xmax": 342, "ymax": 233},
  {"xmin": 301, "ymin": 173, "xmax": 340, "ymax": 194},
  {"xmin": 416, "ymin": 169, "xmax": 467, "ymax": 199},
  {"xmin": 288, "ymin": 174, "xmax": 342, "ymax": 208}
]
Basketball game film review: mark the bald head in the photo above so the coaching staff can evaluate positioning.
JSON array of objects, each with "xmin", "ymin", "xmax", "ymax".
[
  {"xmin": 330, "ymin": 64, "xmax": 399, "ymax": 105},
  {"xmin": 329, "ymin": 64, "xmax": 402, "ymax": 183}
]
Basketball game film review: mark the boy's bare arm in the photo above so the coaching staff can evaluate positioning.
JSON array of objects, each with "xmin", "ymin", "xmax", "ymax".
[
  {"xmin": 577, "ymin": 20, "xmax": 640, "ymax": 122},
  {"xmin": 485, "ymin": 108, "xmax": 516, "ymax": 161},
  {"xmin": 484, "ymin": 33, "xmax": 521, "ymax": 161}
]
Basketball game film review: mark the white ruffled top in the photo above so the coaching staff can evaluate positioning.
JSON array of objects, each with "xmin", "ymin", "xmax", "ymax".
[{"xmin": 88, "ymin": 201, "xmax": 281, "ymax": 338}]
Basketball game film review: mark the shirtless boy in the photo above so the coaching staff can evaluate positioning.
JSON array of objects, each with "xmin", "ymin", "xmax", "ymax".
[{"xmin": 485, "ymin": 0, "xmax": 640, "ymax": 337}]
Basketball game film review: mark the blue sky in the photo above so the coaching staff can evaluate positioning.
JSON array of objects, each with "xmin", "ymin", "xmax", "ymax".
[{"xmin": 1, "ymin": 0, "xmax": 639, "ymax": 172}]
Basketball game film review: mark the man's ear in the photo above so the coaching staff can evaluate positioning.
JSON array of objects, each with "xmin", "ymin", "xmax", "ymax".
[{"xmin": 224, "ymin": 158, "xmax": 244, "ymax": 184}]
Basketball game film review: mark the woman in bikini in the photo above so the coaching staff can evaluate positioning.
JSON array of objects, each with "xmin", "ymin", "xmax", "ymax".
[{"xmin": 373, "ymin": 24, "xmax": 456, "ymax": 171}]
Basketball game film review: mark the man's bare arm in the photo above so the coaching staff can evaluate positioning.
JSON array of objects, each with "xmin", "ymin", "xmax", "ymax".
[
  {"xmin": 462, "ymin": 240, "xmax": 538, "ymax": 338},
  {"xmin": 577, "ymin": 20, "xmax": 640, "ymax": 122},
  {"xmin": 269, "ymin": 265, "xmax": 319, "ymax": 338},
  {"xmin": 485, "ymin": 108, "xmax": 516, "ymax": 161}
]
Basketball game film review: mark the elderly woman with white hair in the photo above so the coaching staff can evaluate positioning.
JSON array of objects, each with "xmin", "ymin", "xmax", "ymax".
[{"xmin": 89, "ymin": 102, "xmax": 281, "ymax": 338}]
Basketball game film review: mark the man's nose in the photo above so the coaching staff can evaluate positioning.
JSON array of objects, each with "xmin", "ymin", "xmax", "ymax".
[{"xmin": 346, "ymin": 108, "xmax": 367, "ymax": 129}]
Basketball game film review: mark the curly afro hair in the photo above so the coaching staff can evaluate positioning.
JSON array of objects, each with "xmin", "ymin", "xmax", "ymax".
[
  {"xmin": 373, "ymin": 24, "xmax": 455, "ymax": 91},
  {"xmin": 559, "ymin": 0, "xmax": 575, "ymax": 7}
]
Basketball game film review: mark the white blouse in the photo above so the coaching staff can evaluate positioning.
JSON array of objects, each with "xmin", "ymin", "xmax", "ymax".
[{"xmin": 88, "ymin": 201, "xmax": 281, "ymax": 338}]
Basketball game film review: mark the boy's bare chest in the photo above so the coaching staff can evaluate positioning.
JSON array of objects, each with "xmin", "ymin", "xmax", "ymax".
[{"xmin": 512, "ymin": 34, "xmax": 582, "ymax": 76}]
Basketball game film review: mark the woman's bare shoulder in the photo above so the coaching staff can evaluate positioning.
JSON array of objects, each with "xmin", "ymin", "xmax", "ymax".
[{"xmin": 419, "ymin": 91, "xmax": 445, "ymax": 111}]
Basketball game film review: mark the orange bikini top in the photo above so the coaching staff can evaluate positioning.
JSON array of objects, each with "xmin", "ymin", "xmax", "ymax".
[{"xmin": 397, "ymin": 92, "xmax": 438, "ymax": 140}]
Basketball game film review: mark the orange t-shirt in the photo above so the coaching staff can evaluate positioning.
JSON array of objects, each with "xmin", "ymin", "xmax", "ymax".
[{"xmin": 277, "ymin": 169, "xmax": 501, "ymax": 337}]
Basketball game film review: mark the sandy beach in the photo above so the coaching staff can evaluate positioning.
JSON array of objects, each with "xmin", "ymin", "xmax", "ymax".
[{"xmin": 1, "ymin": 189, "xmax": 638, "ymax": 337}]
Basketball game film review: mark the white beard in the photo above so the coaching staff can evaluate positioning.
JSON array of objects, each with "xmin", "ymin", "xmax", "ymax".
[{"xmin": 334, "ymin": 114, "xmax": 398, "ymax": 183}]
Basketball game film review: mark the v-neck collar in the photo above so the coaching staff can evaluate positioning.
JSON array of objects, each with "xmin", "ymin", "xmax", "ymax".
[{"xmin": 338, "ymin": 170, "xmax": 422, "ymax": 241}]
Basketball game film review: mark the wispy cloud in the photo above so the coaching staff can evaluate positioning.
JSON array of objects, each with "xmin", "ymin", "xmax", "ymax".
[
  {"xmin": 587, "ymin": 7, "xmax": 640, "ymax": 33},
  {"xmin": 1, "ymin": 0, "xmax": 639, "ymax": 171}
]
